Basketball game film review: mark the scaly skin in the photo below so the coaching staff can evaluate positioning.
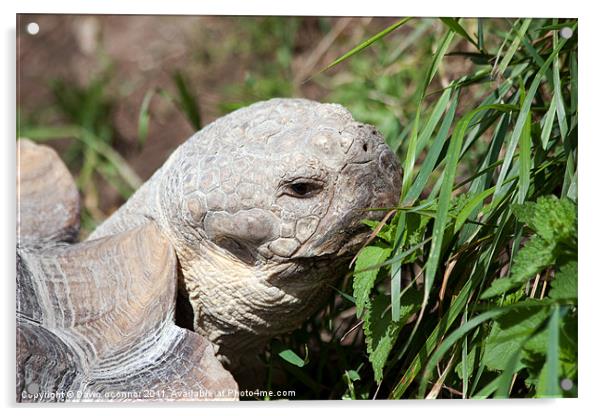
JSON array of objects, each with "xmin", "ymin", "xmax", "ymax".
[
  {"xmin": 90, "ymin": 98, "xmax": 402, "ymax": 367},
  {"xmin": 16, "ymin": 141, "xmax": 237, "ymax": 401}
]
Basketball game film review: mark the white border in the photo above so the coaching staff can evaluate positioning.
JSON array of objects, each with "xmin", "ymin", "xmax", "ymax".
[{"xmin": 2, "ymin": 1, "xmax": 600, "ymax": 415}]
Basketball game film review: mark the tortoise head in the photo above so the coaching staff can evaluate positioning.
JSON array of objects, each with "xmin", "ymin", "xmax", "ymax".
[
  {"xmin": 153, "ymin": 98, "xmax": 401, "ymax": 363},
  {"xmin": 159, "ymin": 98, "xmax": 401, "ymax": 263}
]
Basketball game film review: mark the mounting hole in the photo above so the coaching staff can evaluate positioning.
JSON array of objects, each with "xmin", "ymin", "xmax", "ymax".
[
  {"xmin": 559, "ymin": 27, "xmax": 573, "ymax": 39},
  {"xmin": 26, "ymin": 22, "xmax": 39, "ymax": 35},
  {"xmin": 560, "ymin": 378, "xmax": 573, "ymax": 391}
]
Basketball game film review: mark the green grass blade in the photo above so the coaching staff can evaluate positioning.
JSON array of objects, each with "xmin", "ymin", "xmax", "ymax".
[
  {"xmin": 137, "ymin": 89, "xmax": 154, "ymax": 147},
  {"xmin": 418, "ymin": 308, "xmax": 508, "ymax": 398},
  {"xmin": 317, "ymin": 17, "xmax": 412, "ymax": 75},
  {"xmin": 423, "ymin": 104, "xmax": 515, "ymax": 309},
  {"xmin": 97, "ymin": 163, "xmax": 135, "ymax": 199},
  {"xmin": 518, "ymin": 108, "xmax": 532, "ymax": 203},
  {"xmin": 439, "ymin": 17, "xmax": 479, "ymax": 50},
  {"xmin": 461, "ymin": 307, "xmax": 469, "ymax": 398},
  {"xmin": 389, "ymin": 269, "xmax": 477, "ymax": 398},
  {"xmin": 329, "ymin": 285, "xmax": 355, "ymax": 305},
  {"xmin": 390, "ymin": 29, "xmax": 455, "ymax": 329},
  {"xmin": 477, "ymin": 18, "xmax": 485, "ymax": 52},
  {"xmin": 453, "ymin": 186, "xmax": 496, "ymax": 234},
  {"xmin": 472, "ymin": 375, "xmax": 502, "ymax": 399},
  {"xmin": 415, "ymin": 87, "xmax": 452, "ymax": 156},
  {"xmin": 469, "ymin": 348, "xmax": 488, "ymax": 398},
  {"xmin": 562, "ymin": 144, "xmax": 576, "ymax": 199},
  {"xmin": 401, "ymin": 30, "xmax": 455, "ymax": 199},
  {"xmin": 567, "ymin": 168, "xmax": 578, "ymax": 202},
  {"xmin": 552, "ymin": 28, "xmax": 568, "ymax": 141},
  {"xmin": 22, "ymin": 125, "xmax": 143, "ymax": 190},
  {"xmin": 391, "ymin": 205, "xmax": 515, "ymax": 398},
  {"xmin": 540, "ymin": 99, "xmax": 557, "ymax": 151},
  {"xmin": 493, "ymin": 19, "xmax": 532, "ymax": 78},
  {"xmin": 569, "ymin": 51, "xmax": 578, "ymax": 130},
  {"xmin": 391, "ymin": 264, "xmax": 401, "ymax": 322},
  {"xmin": 173, "ymin": 71, "xmax": 202, "ymax": 130},
  {"xmin": 385, "ymin": 20, "xmax": 431, "ymax": 65},
  {"xmin": 404, "ymin": 89, "xmax": 459, "ymax": 204},
  {"xmin": 494, "ymin": 28, "xmax": 573, "ymax": 196}
]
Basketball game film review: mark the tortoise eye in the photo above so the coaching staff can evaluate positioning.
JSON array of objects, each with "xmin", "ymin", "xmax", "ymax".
[{"xmin": 285, "ymin": 181, "xmax": 323, "ymax": 198}]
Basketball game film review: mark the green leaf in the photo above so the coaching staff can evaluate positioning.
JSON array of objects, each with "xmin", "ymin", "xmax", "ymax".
[
  {"xmin": 537, "ymin": 305, "xmax": 561, "ymax": 397},
  {"xmin": 482, "ymin": 196, "xmax": 577, "ymax": 298},
  {"xmin": 362, "ymin": 217, "xmax": 395, "ymax": 244},
  {"xmin": 353, "ymin": 246, "xmax": 392, "ymax": 317},
  {"xmin": 494, "ymin": 346, "xmax": 524, "ymax": 398},
  {"xmin": 513, "ymin": 196, "xmax": 577, "ymax": 244},
  {"xmin": 481, "ymin": 277, "xmax": 518, "ymax": 299},
  {"xmin": 402, "ymin": 213, "xmax": 430, "ymax": 261},
  {"xmin": 481, "ymin": 236, "xmax": 555, "ymax": 298},
  {"xmin": 278, "ymin": 348, "xmax": 306, "ymax": 368},
  {"xmin": 415, "ymin": 87, "xmax": 452, "ymax": 157},
  {"xmin": 454, "ymin": 343, "xmax": 477, "ymax": 380},
  {"xmin": 346, "ymin": 369, "xmax": 360, "ymax": 382},
  {"xmin": 389, "ymin": 212, "xmax": 428, "ymax": 322},
  {"xmin": 549, "ymin": 261, "xmax": 577, "ymax": 300},
  {"xmin": 509, "ymin": 236, "xmax": 556, "ymax": 285},
  {"xmin": 483, "ymin": 304, "xmax": 549, "ymax": 371},
  {"xmin": 558, "ymin": 313, "xmax": 578, "ymax": 385},
  {"xmin": 363, "ymin": 290, "xmax": 421, "ymax": 382}
]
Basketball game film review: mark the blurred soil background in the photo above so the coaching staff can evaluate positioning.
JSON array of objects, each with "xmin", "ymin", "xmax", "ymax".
[{"xmin": 17, "ymin": 15, "xmax": 474, "ymax": 235}]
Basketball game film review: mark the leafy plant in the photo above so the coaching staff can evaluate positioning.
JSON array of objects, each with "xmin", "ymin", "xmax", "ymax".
[{"xmin": 267, "ymin": 17, "xmax": 577, "ymax": 399}]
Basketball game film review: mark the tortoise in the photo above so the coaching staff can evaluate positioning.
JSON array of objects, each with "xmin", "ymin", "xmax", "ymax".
[{"xmin": 16, "ymin": 98, "xmax": 402, "ymax": 401}]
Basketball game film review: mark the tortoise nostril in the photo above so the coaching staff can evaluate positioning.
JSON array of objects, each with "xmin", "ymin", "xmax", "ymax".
[
  {"xmin": 362, "ymin": 143, "xmax": 368, "ymax": 152},
  {"xmin": 379, "ymin": 150, "xmax": 400, "ymax": 176}
]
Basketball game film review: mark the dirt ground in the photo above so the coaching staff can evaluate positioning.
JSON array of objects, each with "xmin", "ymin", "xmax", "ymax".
[{"xmin": 17, "ymin": 15, "xmax": 398, "ymax": 219}]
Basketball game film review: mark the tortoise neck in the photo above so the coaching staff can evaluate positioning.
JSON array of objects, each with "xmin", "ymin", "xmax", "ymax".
[
  {"xmin": 87, "ymin": 171, "xmax": 162, "ymax": 241},
  {"xmin": 175, "ymin": 239, "xmax": 341, "ymax": 368}
]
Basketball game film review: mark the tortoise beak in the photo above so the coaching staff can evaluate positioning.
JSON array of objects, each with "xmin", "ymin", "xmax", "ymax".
[
  {"xmin": 310, "ymin": 145, "xmax": 402, "ymax": 258},
  {"xmin": 365, "ymin": 146, "xmax": 402, "ymax": 220}
]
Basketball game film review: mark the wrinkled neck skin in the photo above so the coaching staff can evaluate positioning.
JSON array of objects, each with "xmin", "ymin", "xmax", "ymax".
[{"xmin": 176, "ymin": 238, "xmax": 347, "ymax": 368}]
